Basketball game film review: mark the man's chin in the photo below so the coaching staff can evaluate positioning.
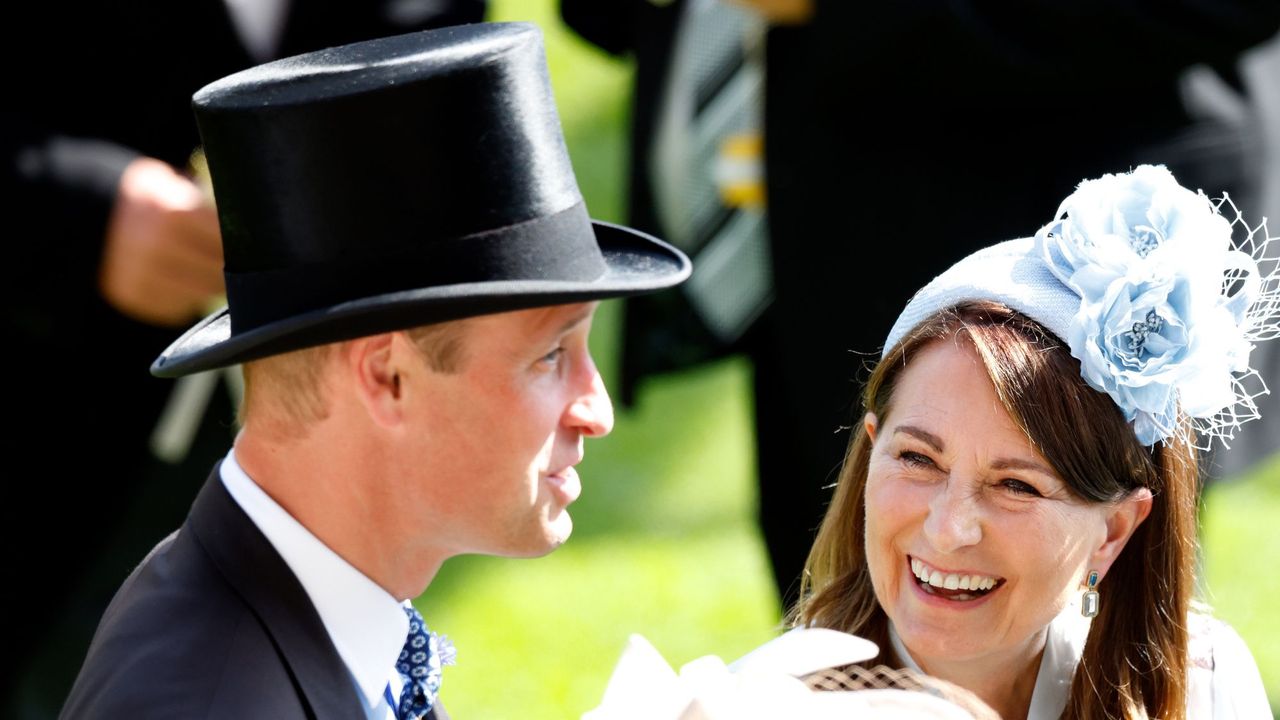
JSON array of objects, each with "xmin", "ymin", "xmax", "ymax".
[
  {"xmin": 540, "ymin": 512, "xmax": 574, "ymax": 553},
  {"xmin": 502, "ymin": 513, "xmax": 573, "ymax": 558}
]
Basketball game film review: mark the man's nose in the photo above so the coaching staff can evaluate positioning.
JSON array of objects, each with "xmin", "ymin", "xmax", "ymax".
[
  {"xmin": 922, "ymin": 479, "xmax": 983, "ymax": 553},
  {"xmin": 566, "ymin": 368, "xmax": 614, "ymax": 438}
]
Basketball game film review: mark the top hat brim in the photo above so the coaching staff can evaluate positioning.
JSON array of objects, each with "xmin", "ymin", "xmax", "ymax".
[{"xmin": 151, "ymin": 221, "xmax": 690, "ymax": 378}]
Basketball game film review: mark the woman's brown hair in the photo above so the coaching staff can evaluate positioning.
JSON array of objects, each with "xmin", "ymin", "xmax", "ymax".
[{"xmin": 791, "ymin": 301, "xmax": 1198, "ymax": 720}]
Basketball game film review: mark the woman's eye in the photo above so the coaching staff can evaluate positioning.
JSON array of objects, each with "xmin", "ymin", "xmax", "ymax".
[
  {"xmin": 899, "ymin": 451, "xmax": 933, "ymax": 468},
  {"xmin": 538, "ymin": 347, "xmax": 565, "ymax": 366},
  {"xmin": 1000, "ymin": 479, "xmax": 1042, "ymax": 497}
]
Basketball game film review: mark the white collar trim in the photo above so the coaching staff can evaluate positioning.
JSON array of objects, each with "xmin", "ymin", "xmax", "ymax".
[{"xmin": 219, "ymin": 448, "xmax": 408, "ymax": 710}]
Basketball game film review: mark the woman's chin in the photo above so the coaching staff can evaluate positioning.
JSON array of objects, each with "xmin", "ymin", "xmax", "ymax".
[
  {"xmin": 896, "ymin": 621, "xmax": 996, "ymax": 665},
  {"xmin": 892, "ymin": 583, "xmax": 1008, "ymax": 662}
]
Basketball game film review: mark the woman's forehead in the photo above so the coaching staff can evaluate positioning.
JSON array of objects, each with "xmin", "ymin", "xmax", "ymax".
[{"xmin": 884, "ymin": 340, "xmax": 1045, "ymax": 461}]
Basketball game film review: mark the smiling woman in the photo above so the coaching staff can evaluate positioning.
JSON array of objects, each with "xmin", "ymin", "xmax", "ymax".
[
  {"xmin": 790, "ymin": 165, "xmax": 1279, "ymax": 720},
  {"xmin": 798, "ymin": 303, "xmax": 1180, "ymax": 719}
]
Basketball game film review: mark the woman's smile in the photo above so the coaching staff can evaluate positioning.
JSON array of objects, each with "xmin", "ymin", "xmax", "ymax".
[{"xmin": 907, "ymin": 556, "xmax": 1005, "ymax": 603}]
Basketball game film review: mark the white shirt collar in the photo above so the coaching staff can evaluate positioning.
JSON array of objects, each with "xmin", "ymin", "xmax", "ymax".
[
  {"xmin": 219, "ymin": 448, "xmax": 408, "ymax": 713},
  {"xmin": 888, "ymin": 604, "xmax": 1089, "ymax": 720},
  {"xmin": 1026, "ymin": 607, "xmax": 1089, "ymax": 720}
]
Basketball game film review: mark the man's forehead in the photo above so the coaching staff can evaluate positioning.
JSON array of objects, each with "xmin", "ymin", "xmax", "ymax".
[
  {"xmin": 482, "ymin": 302, "xmax": 598, "ymax": 336},
  {"xmin": 547, "ymin": 302, "xmax": 599, "ymax": 332}
]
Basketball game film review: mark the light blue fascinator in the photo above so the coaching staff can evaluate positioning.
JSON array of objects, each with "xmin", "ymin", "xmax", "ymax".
[{"xmin": 883, "ymin": 164, "xmax": 1280, "ymax": 448}]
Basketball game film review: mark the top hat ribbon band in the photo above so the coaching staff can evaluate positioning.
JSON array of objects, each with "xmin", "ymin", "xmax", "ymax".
[{"xmin": 223, "ymin": 201, "xmax": 605, "ymax": 334}]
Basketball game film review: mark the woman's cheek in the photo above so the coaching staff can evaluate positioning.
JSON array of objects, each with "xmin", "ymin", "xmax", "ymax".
[
  {"xmin": 864, "ymin": 472, "xmax": 906, "ymax": 600},
  {"xmin": 868, "ymin": 468, "xmax": 928, "ymax": 530}
]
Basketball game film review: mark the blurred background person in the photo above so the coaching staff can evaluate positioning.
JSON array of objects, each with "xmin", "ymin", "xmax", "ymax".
[
  {"xmin": 562, "ymin": 0, "xmax": 1280, "ymax": 614},
  {"xmin": 1207, "ymin": 32, "xmax": 1280, "ymax": 484},
  {"xmin": 1, "ymin": 2, "xmax": 486, "ymax": 717}
]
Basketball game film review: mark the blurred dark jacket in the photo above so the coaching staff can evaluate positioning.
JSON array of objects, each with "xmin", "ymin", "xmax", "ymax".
[{"xmin": 563, "ymin": 0, "xmax": 1280, "ymax": 608}]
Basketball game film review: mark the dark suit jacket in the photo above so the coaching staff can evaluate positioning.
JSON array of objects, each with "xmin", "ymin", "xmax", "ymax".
[{"xmin": 60, "ymin": 467, "xmax": 444, "ymax": 720}]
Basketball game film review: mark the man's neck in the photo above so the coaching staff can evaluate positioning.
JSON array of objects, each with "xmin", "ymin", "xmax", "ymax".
[{"xmin": 233, "ymin": 427, "xmax": 446, "ymax": 601}]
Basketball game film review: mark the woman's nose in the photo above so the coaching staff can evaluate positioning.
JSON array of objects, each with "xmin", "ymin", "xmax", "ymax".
[{"xmin": 922, "ymin": 480, "xmax": 983, "ymax": 553}]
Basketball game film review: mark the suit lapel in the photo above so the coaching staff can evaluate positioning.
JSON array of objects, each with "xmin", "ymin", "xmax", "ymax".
[{"xmin": 187, "ymin": 466, "xmax": 367, "ymax": 720}]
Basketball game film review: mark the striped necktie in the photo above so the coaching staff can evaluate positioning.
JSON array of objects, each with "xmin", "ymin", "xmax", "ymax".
[{"xmin": 650, "ymin": 0, "xmax": 773, "ymax": 344}]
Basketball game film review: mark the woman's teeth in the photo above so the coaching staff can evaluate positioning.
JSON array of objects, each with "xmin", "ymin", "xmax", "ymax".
[{"xmin": 911, "ymin": 557, "xmax": 1001, "ymax": 595}]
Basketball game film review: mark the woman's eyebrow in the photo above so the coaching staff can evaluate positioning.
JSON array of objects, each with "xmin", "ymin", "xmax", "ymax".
[
  {"xmin": 894, "ymin": 426, "xmax": 1056, "ymax": 478},
  {"xmin": 894, "ymin": 425, "xmax": 943, "ymax": 451},
  {"xmin": 990, "ymin": 457, "xmax": 1056, "ymax": 478}
]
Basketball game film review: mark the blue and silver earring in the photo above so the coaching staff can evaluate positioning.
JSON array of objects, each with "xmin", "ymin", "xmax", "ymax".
[{"xmin": 1081, "ymin": 570, "xmax": 1100, "ymax": 618}]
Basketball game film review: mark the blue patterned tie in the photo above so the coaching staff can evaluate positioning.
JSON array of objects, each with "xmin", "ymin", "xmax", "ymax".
[{"xmin": 395, "ymin": 605, "xmax": 454, "ymax": 720}]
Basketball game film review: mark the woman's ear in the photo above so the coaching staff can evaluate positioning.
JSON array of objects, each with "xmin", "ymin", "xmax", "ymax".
[
  {"xmin": 1092, "ymin": 487, "xmax": 1153, "ymax": 580},
  {"xmin": 864, "ymin": 412, "xmax": 879, "ymax": 443}
]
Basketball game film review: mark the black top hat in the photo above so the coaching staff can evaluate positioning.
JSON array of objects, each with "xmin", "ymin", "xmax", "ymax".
[{"xmin": 152, "ymin": 22, "xmax": 690, "ymax": 378}]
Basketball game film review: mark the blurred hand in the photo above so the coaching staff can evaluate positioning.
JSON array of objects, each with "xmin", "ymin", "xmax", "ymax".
[
  {"xmin": 99, "ymin": 157, "xmax": 224, "ymax": 327},
  {"xmin": 724, "ymin": 0, "xmax": 813, "ymax": 25}
]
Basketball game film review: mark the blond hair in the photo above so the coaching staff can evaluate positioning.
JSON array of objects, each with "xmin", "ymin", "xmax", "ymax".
[{"xmin": 239, "ymin": 319, "xmax": 470, "ymax": 431}]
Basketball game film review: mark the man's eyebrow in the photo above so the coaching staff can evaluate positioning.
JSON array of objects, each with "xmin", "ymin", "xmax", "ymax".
[{"xmin": 556, "ymin": 305, "xmax": 595, "ymax": 335}]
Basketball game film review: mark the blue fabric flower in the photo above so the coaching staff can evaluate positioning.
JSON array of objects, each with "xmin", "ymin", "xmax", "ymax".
[
  {"xmin": 1036, "ymin": 165, "xmax": 1260, "ymax": 445},
  {"xmin": 883, "ymin": 164, "xmax": 1277, "ymax": 448}
]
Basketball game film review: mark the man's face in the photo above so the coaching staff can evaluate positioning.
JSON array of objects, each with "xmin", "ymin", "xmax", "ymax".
[{"xmin": 393, "ymin": 302, "xmax": 613, "ymax": 559}]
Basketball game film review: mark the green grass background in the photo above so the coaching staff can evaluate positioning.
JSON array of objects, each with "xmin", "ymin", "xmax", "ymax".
[{"xmin": 418, "ymin": 2, "xmax": 1280, "ymax": 717}]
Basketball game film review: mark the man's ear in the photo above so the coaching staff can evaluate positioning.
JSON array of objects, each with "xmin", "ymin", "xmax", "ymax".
[
  {"xmin": 864, "ymin": 412, "xmax": 879, "ymax": 443},
  {"xmin": 1091, "ymin": 487, "xmax": 1153, "ymax": 580},
  {"xmin": 345, "ymin": 333, "xmax": 401, "ymax": 427}
]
